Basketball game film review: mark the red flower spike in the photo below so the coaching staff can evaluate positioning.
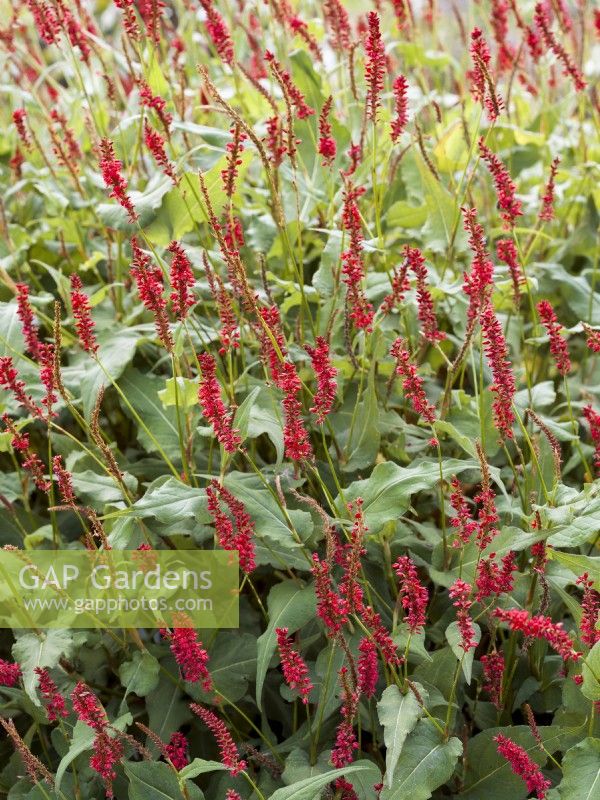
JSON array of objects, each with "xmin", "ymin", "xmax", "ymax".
[
  {"xmin": 139, "ymin": 81, "xmax": 173, "ymax": 131},
  {"xmin": 0, "ymin": 356, "xmax": 42, "ymax": 417},
  {"xmin": 534, "ymin": 3, "xmax": 586, "ymax": 92},
  {"xmin": 0, "ymin": 659, "xmax": 21, "ymax": 687},
  {"xmin": 35, "ymin": 667, "xmax": 68, "ymax": 721},
  {"xmin": 390, "ymin": 337, "xmax": 437, "ymax": 424},
  {"xmin": 331, "ymin": 667, "xmax": 359, "ymax": 767},
  {"xmin": 305, "ymin": 337, "xmax": 337, "ymax": 424},
  {"xmin": 12, "ymin": 109, "xmax": 32, "ymax": 150},
  {"xmin": 144, "ymin": 121, "xmax": 177, "ymax": 184},
  {"xmin": 577, "ymin": 573, "xmax": 600, "ymax": 647},
  {"xmin": 480, "ymin": 299, "xmax": 516, "ymax": 440},
  {"xmin": 190, "ymin": 704, "xmax": 247, "ymax": 775},
  {"xmin": 199, "ymin": 0, "xmax": 235, "ymax": 65},
  {"xmin": 167, "ymin": 241, "xmax": 195, "ymax": 320},
  {"xmin": 221, "ymin": 124, "xmax": 247, "ymax": 198},
  {"xmin": 70, "ymin": 274, "xmax": 98, "ymax": 353},
  {"xmin": 481, "ymin": 651, "xmax": 504, "ymax": 709},
  {"xmin": 448, "ymin": 579, "xmax": 477, "ymax": 652},
  {"xmin": 16, "ymin": 283, "xmax": 42, "ymax": 359},
  {"xmin": 357, "ymin": 638, "xmax": 378, "ymax": 698},
  {"xmin": 391, "ymin": 75, "xmax": 409, "ymax": 141},
  {"xmin": 318, "ymin": 96, "xmax": 336, "ymax": 166},
  {"xmin": 405, "ymin": 245, "xmax": 445, "ymax": 344},
  {"xmin": 52, "ymin": 454, "xmax": 76, "ymax": 505},
  {"xmin": 494, "ymin": 607, "xmax": 581, "ymax": 661},
  {"xmin": 537, "ymin": 300, "xmax": 571, "ymax": 375},
  {"xmin": 71, "ymin": 681, "xmax": 107, "ymax": 731},
  {"xmin": 131, "ymin": 237, "xmax": 173, "ymax": 352},
  {"xmin": 478, "ymin": 138, "xmax": 522, "ymax": 228},
  {"xmin": 99, "ymin": 139, "xmax": 137, "ymax": 222},
  {"xmin": 462, "ymin": 207, "xmax": 495, "ymax": 322},
  {"xmin": 168, "ymin": 627, "xmax": 212, "ymax": 690},
  {"xmin": 468, "ymin": 28, "xmax": 504, "ymax": 120},
  {"xmin": 494, "ymin": 734, "xmax": 551, "ymax": 799},
  {"xmin": 165, "ymin": 732, "xmax": 189, "ymax": 770},
  {"xmin": 198, "ymin": 352, "xmax": 241, "ymax": 453},
  {"xmin": 264, "ymin": 51, "xmax": 314, "ymax": 119},
  {"xmin": 583, "ymin": 405, "xmax": 600, "ymax": 474},
  {"xmin": 364, "ymin": 12, "xmax": 386, "ymax": 122},
  {"xmin": 394, "ymin": 555, "xmax": 428, "ymax": 633},
  {"xmin": 539, "ymin": 156, "xmax": 560, "ymax": 222},
  {"xmin": 90, "ymin": 730, "xmax": 123, "ymax": 798},
  {"xmin": 206, "ymin": 480, "xmax": 256, "ymax": 574},
  {"xmin": 279, "ymin": 360, "xmax": 313, "ymax": 462},
  {"xmin": 323, "ymin": 0, "xmax": 352, "ymax": 52},
  {"xmin": 340, "ymin": 183, "xmax": 373, "ymax": 331},
  {"xmin": 312, "ymin": 553, "xmax": 349, "ymax": 636},
  {"xmin": 496, "ymin": 239, "xmax": 523, "ymax": 306},
  {"xmin": 275, "ymin": 627, "xmax": 313, "ymax": 704}
]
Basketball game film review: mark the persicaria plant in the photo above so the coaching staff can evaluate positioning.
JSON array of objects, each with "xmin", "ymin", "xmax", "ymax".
[{"xmin": 0, "ymin": 1, "xmax": 599, "ymax": 799}]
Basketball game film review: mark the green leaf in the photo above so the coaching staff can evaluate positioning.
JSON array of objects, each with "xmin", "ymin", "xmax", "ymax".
[
  {"xmin": 343, "ymin": 364, "xmax": 380, "ymax": 471},
  {"xmin": 120, "ymin": 369, "xmax": 187, "ymax": 457},
  {"xmin": 446, "ymin": 622, "xmax": 481, "ymax": 684},
  {"xmin": 178, "ymin": 759, "xmax": 227, "ymax": 780},
  {"xmin": 380, "ymin": 719, "xmax": 462, "ymax": 800},
  {"xmin": 377, "ymin": 684, "xmax": 427, "ymax": 788},
  {"xmin": 268, "ymin": 763, "xmax": 374, "ymax": 800},
  {"xmin": 125, "ymin": 761, "xmax": 186, "ymax": 800},
  {"xmin": 131, "ymin": 477, "xmax": 210, "ymax": 524},
  {"xmin": 146, "ymin": 678, "xmax": 191, "ymax": 753},
  {"xmin": 555, "ymin": 738, "xmax": 600, "ymax": 800},
  {"xmin": 119, "ymin": 651, "xmax": 160, "ymax": 699},
  {"xmin": 256, "ymin": 581, "xmax": 316, "ymax": 710},
  {"xmin": 581, "ymin": 641, "xmax": 600, "ymax": 701},
  {"xmin": 547, "ymin": 550, "xmax": 600, "ymax": 587},
  {"xmin": 12, "ymin": 630, "xmax": 73, "ymax": 705},
  {"xmin": 158, "ymin": 377, "xmax": 199, "ymax": 410},
  {"xmin": 386, "ymin": 201, "xmax": 428, "ymax": 230},
  {"xmin": 71, "ymin": 469, "xmax": 137, "ymax": 506}
]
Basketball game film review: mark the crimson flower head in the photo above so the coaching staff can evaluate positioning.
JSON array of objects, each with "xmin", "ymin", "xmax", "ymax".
[
  {"xmin": 496, "ymin": 239, "xmax": 523, "ymax": 306},
  {"xmin": 275, "ymin": 627, "xmax": 313, "ymax": 704},
  {"xmin": 534, "ymin": 3, "xmax": 586, "ymax": 92},
  {"xmin": 318, "ymin": 96, "xmax": 336, "ymax": 166},
  {"xmin": 480, "ymin": 651, "xmax": 504, "ymax": 709},
  {"xmin": 405, "ymin": 245, "xmax": 445, "ymax": 344},
  {"xmin": 165, "ymin": 732, "xmax": 189, "ymax": 771},
  {"xmin": 35, "ymin": 667, "xmax": 68, "ymax": 721},
  {"xmin": 494, "ymin": 607, "xmax": 581, "ymax": 661},
  {"xmin": 394, "ymin": 555, "xmax": 428, "ymax": 633},
  {"xmin": 480, "ymin": 299, "xmax": 516, "ymax": 440},
  {"xmin": 0, "ymin": 659, "xmax": 21, "ymax": 687},
  {"xmin": 448, "ymin": 579, "xmax": 477, "ymax": 652},
  {"xmin": 537, "ymin": 300, "xmax": 571, "ymax": 375},
  {"xmin": 264, "ymin": 51, "xmax": 315, "ymax": 119},
  {"xmin": 99, "ymin": 139, "xmax": 137, "ymax": 222},
  {"xmin": 221, "ymin": 124, "xmax": 246, "ymax": 198},
  {"xmin": 390, "ymin": 337, "xmax": 437, "ymax": 424},
  {"xmin": 206, "ymin": 480, "xmax": 256, "ymax": 574},
  {"xmin": 577, "ymin": 573, "xmax": 600, "ymax": 647},
  {"xmin": 199, "ymin": 0, "xmax": 235, "ymax": 65},
  {"xmin": 340, "ymin": 182, "xmax": 373, "ymax": 331},
  {"xmin": 12, "ymin": 109, "xmax": 31, "ymax": 150},
  {"xmin": 583, "ymin": 405, "xmax": 600, "ymax": 474},
  {"xmin": 52, "ymin": 454, "xmax": 76, "ymax": 505},
  {"xmin": 190, "ymin": 704, "xmax": 247, "ymax": 775},
  {"xmin": 71, "ymin": 681, "xmax": 107, "ymax": 731},
  {"xmin": 166, "ymin": 626, "xmax": 212, "ymax": 690},
  {"xmin": 357, "ymin": 638, "xmax": 378, "ymax": 697},
  {"xmin": 305, "ymin": 337, "xmax": 337, "ymax": 423},
  {"xmin": 70, "ymin": 274, "xmax": 98, "ymax": 353},
  {"xmin": 364, "ymin": 12, "xmax": 386, "ymax": 122},
  {"xmin": 131, "ymin": 238, "xmax": 173, "ymax": 352},
  {"xmin": 323, "ymin": 0, "xmax": 352, "ymax": 52},
  {"xmin": 278, "ymin": 360, "xmax": 313, "ymax": 462},
  {"xmin": 139, "ymin": 80, "xmax": 173, "ymax": 130},
  {"xmin": 391, "ymin": 75, "xmax": 409, "ymax": 141},
  {"xmin": 167, "ymin": 241, "xmax": 195, "ymax": 319},
  {"xmin": 468, "ymin": 28, "xmax": 503, "ymax": 120},
  {"xmin": 478, "ymin": 138, "xmax": 522, "ymax": 227},
  {"xmin": 539, "ymin": 157, "xmax": 560, "ymax": 222},
  {"xmin": 494, "ymin": 734, "xmax": 551, "ymax": 799},
  {"xmin": 144, "ymin": 121, "xmax": 177, "ymax": 184},
  {"xmin": 16, "ymin": 282, "xmax": 41, "ymax": 359},
  {"xmin": 197, "ymin": 352, "xmax": 241, "ymax": 453}
]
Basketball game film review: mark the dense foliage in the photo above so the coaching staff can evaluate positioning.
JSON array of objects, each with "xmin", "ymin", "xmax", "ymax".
[{"xmin": 0, "ymin": 1, "xmax": 599, "ymax": 799}]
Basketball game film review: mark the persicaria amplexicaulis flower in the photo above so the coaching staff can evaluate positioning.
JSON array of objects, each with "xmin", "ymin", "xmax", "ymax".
[
  {"xmin": 537, "ymin": 300, "xmax": 571, "ymax": 375},
  {"xmin": 478, "ymin": 138, "xmax": 522, "ymax": 227},
  {"xmin": 190, "ymin": 704, "xmax": 247, "ymax": 775},
  {"xmin": 90, "ymin": 730, "xmax": 123, "ymax": 798},
  {"xmin": 362, "ymin": 604, "xmax": 401, "ymax": 666},
  {"xmin": 114, "ymin": 0, "xmax": 140, "ymax": 41},
  {"xmin": 449, "ymin": 477, "xmax": 479, "ymax": 547},
  {"xmin": 199, "ymin": 0, "xmax": 235, "ymax": 65},
  {"xmin": 468, "ymin": 28, "xmax": 503, "ymax": 120},
  {"xmin": 130, "ymin": 237, "xmax": 174, "ymax": 352},
  {"xmin": 462, "ymin": 207, "xmax": 494, "ymax": 323},
  {"xmin": 583, "ymin": 324, "xmax": 600, "ymax": 354},
  {"xmin": 390, "ymin": 337, "xmax": 437, "ymax": 424},
  {"xmin": 475, "ymin": 550, "xmax": 517, "ymax": 601},
  {"xmin": 275, "ymin": 627, "xmax": 313, "ymax": 704},
  {"xmin": 2, "ymin": 415, "xmax": 50, "ymax": 491},
  {"xmin": 494, "ymin": 607, "xmax": 581, "ymax": 661},
  {"xmin": 264, "ymin": 51, "xmax": 314, "ymax": 119},
  {"xmin": 144, "ymin": 121, "xmax": 177, "ymax": 184},
  {"xmin": 405, "ymin": 245, "xmax": 445, "ymax": 343},
  {"xmin": 534, "ymin": 3, "xmax": 586, "ymax": 93},
  {"xmin": 12, "ymin": 109, "xmax": 31, "ymax": 150},
  {"xmin": 305, "ymin": 336, "xmax": 337, "ymax": 423},
  {"xmin": 0, "ymin": 658, "xmax": 21, "ymax": 687},
  {"xmin": 539, "ymin": 157, "xmax": 560, "ymax": 222},
  {"xmin": 35, "ymin": 667, "xmax": 68, "ymax": 721},
  {"xmin": 391, "ymin": 75, "xmax": 409, "ymax": 141},
  {"xmin": 480, "ymin": 299, "xmax": 516, "ymax": 440},
  {"xmin": 52, "ymin": 454, "xmax": 76, "ymax": 505},
  {"xmin": 206, "ymin": 479, "xmax": 256, "ymax": 573},
  {"xmin": 323, "ymin": 0, "xmax": 352, "ymax": 52},
  {"xmin": 279, "ymin": 360, "xmax": 313, "ymax": 462},
  {"xmin": 339, "ymin": 499, "xmax": 367, "ymax": 613},
  {"xmin": 380, "ymin": 260, "xmax": 410, "ymax": 315},
  {"xmin": 165, "ymin": 732, "xmax": 189, "ymax": 770},
  {"xmin": 494, "ymin": 734, "xmax": 551, "ymax": 799},
  {"xmin": 480, "ymin": 651, "xmax": 504, "ymax": 709},
  {"xmin": 340, "ymin": 183, "xmax": 373, "ymax": 331},
  {"xmin": 583, "ymin": 405, "xmax": 600, "ymax": 473},
  {"xmin": 221, "ymin": 124, "xmax": 246, "ymax": 199},
  {"xmin": 496, "ymin": 239, "xmax": 523, "ymax": 306},
  {"xmin": 312, "ymin": 553, "xmax": 349, "ymax": 636},
  {"xmin": 331, "ymin": 667, "xmax": 359, "ymax": 767},
  {"xmin": 490, "ymin": 0, "xmax": 515, "ymax": 72},
  {"xmin": 576, "ymin": 573, "xmax": 600, "ymax": 647},
  {"xmin": 204, "ymin": 255, "xmax": 239, "ymax": 355},
  {"xmin": 16, "ymin": 282, "xmax": 41, "ymax": 359},
  {"xmin": 139, "ymin": 80, "xmax": 172, "ymax": 131},
  {"xmin": 357, "ymin": 638, "xmax": 378, "ymax": 698},
  {"xmin": 394, "ymin": 555, "xmax": 429, "ymax": 633},
  {"xmin": 99, "ymin": 139, "xmax": 137, "ymax": 222},
  {"xmin": 167, "ymin": 241, "xmax": 195, "ymax": 319},
  {"xmin": 70, "ymin": 274, "xmax": 98, "ymax": 353},
  {"xmin": 318, "ymin": 96, "xmax": 336, "ymax": 166},
  {"xmin": 364, "ymin": 12, "xmax": 386, "ymax": 122},
  {"xmin": 198, "ymin": 352, "xmax": 241, "ymax": 453},
  {"xmin": 72, "ymin": 681, "xmax": 107, "ymax": 731},
  {"xmin": 449, "ymin": 579, "xmax": 477, "ymax": 651},
  {"xmin": 165, "ymin": 626, "xmax": 212, "ymax": 690},
  {"xmin": 0, "ymin": 356, "xmax": 41, "ymax": 416}
]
